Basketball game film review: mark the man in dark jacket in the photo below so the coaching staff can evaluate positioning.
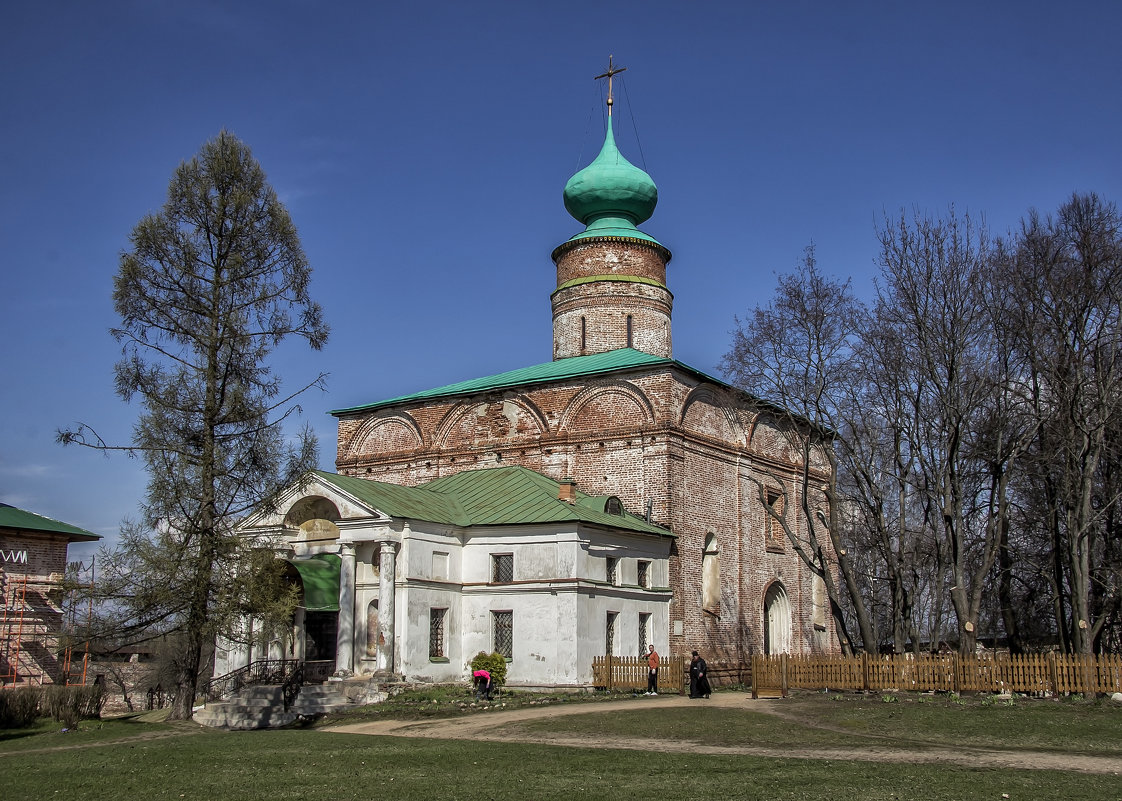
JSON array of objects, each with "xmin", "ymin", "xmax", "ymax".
[{"xmin": 689, "ymin": 650, "xmax": 711, "ymax": 698}]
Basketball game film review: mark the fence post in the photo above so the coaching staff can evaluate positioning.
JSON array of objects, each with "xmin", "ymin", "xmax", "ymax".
[
  {"xmin": 751, "ymin": 655, "xmax": 758, "ymax": 700},
  {"xmin": 781, "ymin": 653, "xmax": 788, "ymax": 698},
  {"xmin": 861, "ymin": 651, "xmax": 869, "ymax": 693},
  {"xmin": 1047, "ymin": 652, "xmax": 1058, "ymax": 697},
  {"xmin": 952, "ymin": 653, "xmax": 960, "ymax": 694}
]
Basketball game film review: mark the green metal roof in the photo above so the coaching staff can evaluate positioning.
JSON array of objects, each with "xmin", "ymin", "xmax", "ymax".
[
  {"xmin": 314, "ymin": 465, "xmax": 672, "ymax": 538},
  {"xmin": 285, "ymin": 553, "xmax": 341, "ymax": 611},
  {"xmin": 0, "ymin": 503, "xmax": 101, "ymax": 542},
  {"xmin": 331, "ymin": 348, "xmax": 728, "ymax": 416},
  {"xmin": 312, "ymin": 471, "xmax": 468, "ymax": 526}
]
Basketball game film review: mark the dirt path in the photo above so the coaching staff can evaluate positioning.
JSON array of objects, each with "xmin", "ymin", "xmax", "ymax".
[{"xmin": 325, "ymin": 692, "xmax": 1122, "ymax": 776}]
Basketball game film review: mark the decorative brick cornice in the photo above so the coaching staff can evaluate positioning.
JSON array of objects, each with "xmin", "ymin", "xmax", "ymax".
[
  {"xmin": 551, "ymin": 235, "xmax": 672, "ymax": 264},
  {"xmin": 550, "ymin": 274, "xmax": 671, "ymax": 299}
]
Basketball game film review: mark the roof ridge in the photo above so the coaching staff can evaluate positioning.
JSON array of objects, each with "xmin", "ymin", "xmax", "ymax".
[{"xmin": 329, "ymin": 348, "xmax": 698, "ymax": 416}]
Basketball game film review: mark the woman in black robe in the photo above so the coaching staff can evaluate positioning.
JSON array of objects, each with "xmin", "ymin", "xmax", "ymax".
[{"xmin": 689, "ymin": 650, "xmax": 711, "ymax": 698}]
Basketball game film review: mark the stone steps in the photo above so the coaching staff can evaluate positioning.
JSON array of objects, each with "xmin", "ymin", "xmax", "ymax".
[{"xmin": 195, "ymin": 678, "xmax": 388, "ymax": 730}]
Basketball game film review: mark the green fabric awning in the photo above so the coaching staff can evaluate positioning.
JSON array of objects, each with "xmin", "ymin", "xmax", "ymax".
[{"xmin": 285, "ymin": 553, "xmax": 341, "ymax": 612}]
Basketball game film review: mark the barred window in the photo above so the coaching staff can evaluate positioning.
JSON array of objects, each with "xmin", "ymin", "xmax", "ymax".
[
  {"xmin": 605, "ymin": 611, "xmax": 618, "ymax": 656},
  {"xmin": 491, "ymin": 553, "xmax": 513, "ymax": 583},
  {"xmin": 638, "ymin": 612, "xmax": 651, "ymax": 657},
  {"xmin": 492, "ymin": 610, "xmax": 513, "ymax": 659},
  {"xmin": 637, "ymin": 560, "xmax": 650, "ymax": 588},
  {"xmin": 429, "ymin": 608, "xmax": 447, "ymax": 658},
  {"xmin": 606, "ymin": 556, "xmax": 618, "ymax": 585}
]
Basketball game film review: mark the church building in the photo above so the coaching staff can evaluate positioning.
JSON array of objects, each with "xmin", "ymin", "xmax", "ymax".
[{"xmin": 221, "ymin": 73, "xmax": 838, "ymax": 689}]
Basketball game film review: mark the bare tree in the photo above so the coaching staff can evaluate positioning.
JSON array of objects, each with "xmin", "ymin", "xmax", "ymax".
[
  {"xmin": 723, "ymin": 247, "xmax": 876, "ymax": 653},
  {"xmin": 995, "ymin": 193, "xmax": 1122, "ymax": 653},
  {"xmin": 873, "ymin": 209, "xmax": 1016, "ymax": 655}
]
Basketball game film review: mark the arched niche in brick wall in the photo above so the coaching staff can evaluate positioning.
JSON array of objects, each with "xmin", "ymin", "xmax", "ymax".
[
  {"xmin": 558, "ymin": 381, "xmax": 654, "ymax": 433},
  {"xmin": 680, "ymin": 386, "xmax": 742, "ymax": 445},
  {"xmin": 346, "ymin": 412, "xmax": 424, "ymax": 459},
  {"xmin": 805, "ymin": 440, "xmax": 832, "ymax": 474},
  {"xmin": 745, "ymin": 412, "xmax": 801, "ymax": 464},
  {"xmin": 763, "ymin": 580, "xmax": 792, "ymax": 655},
  {"xmin": 434, "ymin": 396, "xmax": 548, "ymax": 451}
]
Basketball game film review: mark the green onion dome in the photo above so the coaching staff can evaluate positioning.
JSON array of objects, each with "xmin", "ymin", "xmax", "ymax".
[{"xmin": 562, "ymin": 116, "xmax": 660, "ymax": 243}]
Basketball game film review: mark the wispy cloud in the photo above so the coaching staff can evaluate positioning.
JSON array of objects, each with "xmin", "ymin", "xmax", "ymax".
[{"xmin": 0, "ymin": 463, "xmax": 53, "ymax": 479}]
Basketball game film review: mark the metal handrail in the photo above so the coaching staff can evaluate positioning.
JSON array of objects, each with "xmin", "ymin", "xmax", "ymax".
[
  {"xmin": 281, "ymin": 661, "xmax": 305, "ymax": 710},
  {"xmin": 202, "ymin": 658, "xmax": 300, "ymax": 701}
]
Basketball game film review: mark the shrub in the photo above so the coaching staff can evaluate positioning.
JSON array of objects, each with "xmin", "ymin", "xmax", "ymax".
[
  {"xmin": 41, "ymin": 685, "xmax": 104, "ymax": 726},
  {"xmin": 0, "ymin": 687, "xmax": 41, "ymax": 728},
  {"xmin": 470, "ymin": 652, "xmax": 508, "ymax": 687}
]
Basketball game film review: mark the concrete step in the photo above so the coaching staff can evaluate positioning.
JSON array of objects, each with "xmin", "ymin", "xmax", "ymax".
[
  {"xmin": 195, "ymin": 676, "xmax": 391, "ymax": 729},
  {"xmin": 195, "ymin": 703, "xmax": 300, "ymax": 730}
]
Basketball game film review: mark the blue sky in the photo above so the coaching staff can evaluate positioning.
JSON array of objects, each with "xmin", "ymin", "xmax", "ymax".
[{"xmin": 4, "ymin": 1, "xmax": 1121, "ymax": 560}]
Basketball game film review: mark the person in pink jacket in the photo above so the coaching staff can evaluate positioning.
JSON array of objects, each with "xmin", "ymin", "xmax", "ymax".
[{"xmin": 473, "ymin": 669, "xmax": 493, "ymax": 700}]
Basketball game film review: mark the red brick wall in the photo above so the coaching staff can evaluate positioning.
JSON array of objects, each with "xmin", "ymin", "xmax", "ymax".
[
  {"xmin": 334, "ymin": 365, "xmax": 840, "ymax": 661},
  {"xmin": 1, "ymin": 530, "xmax": 73, "ymax": 685},
  {"xmin": 552, "ymin": 238, "xmax": 669, "ymax": 287},
  {"xmin": 551, "ymin": 237, "xmax": 673, "ymax": 360}
]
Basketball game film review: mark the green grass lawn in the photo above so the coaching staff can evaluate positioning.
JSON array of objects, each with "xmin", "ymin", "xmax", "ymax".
[
  {"xmin": 505, "ymin": 690, "xmax": 1122, "ymax": 756},
  {"xmin": 0, "ymin": 715, "xmax": 179, "ymax": 753},
  {"xmin": 4, "ymin": 729, "xmax": 1118, "ymax": 801},
  {"xmin": 787, "ymin": 691, "xmax": 1122, "ymax": 754},
  {"xmin": 2, "ymin": 690, "xmax": 1119, "ymax": 801}
]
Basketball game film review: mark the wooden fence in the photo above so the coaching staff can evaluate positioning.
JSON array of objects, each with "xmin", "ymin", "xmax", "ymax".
[
  {"xmin": 752, "ymin": 652, "xmax": 1122, "ymax": 698},
  {"xmin": 592, "ymin": 655, "xmax": 688, "ymax": 693}
]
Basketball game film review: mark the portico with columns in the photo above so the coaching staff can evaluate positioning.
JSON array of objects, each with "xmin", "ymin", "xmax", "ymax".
[{"xmin": 216, "ymin": 466, "xmax": 674, "ymax": 689}]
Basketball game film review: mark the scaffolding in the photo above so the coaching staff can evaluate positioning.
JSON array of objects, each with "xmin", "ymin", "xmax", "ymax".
[
  {"xmin": 1, "ymin": 558, "xmax": 94, "ymax": 686},
  {"xmin": 60, "ymin": 558, "xmax": 95, "ymax": 686}
]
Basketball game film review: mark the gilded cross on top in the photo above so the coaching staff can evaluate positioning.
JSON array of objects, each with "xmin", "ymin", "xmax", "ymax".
[{"xmin": 594, "ymin": 55, "xmax": 627, "ymax": 116}]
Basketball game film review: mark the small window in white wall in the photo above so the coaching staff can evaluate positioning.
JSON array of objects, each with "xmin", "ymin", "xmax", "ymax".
[
  {"xmin": 606, "ymin": 556, "xmax": 618, "ymax": 585},
  {"xmin": 638, "ymin": 612, "xmax": 651, "ymax": 657},
  {"xmin": 605, "ymin": 611, "xmax": 618, "ymax": 656},
  {"xmin": 429, "ymin": 608, "xmax": 447, "ymax": 658},
  {"xmin": 491, "ymin": 553, "xmax": 513, "ymax": 583},
  {"xmin": 492, "ymin": 610, "xmax": 513, "ymax": 658},
  {"xmin": 432, "ymin": 551, "xmax": 449, "ymax": 581},
  {"xmin": 637, "ymin": 560, "xmax": 651, "ymax": 588}
]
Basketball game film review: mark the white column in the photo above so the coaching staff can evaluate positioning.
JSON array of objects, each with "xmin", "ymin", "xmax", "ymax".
[
  {"xmin": 335, "ymin": 543, "xmax": 356, "ymax": 676},
  {"xmin": 376, "ymin": 542, "xmax": 398, "ymax": 675}
]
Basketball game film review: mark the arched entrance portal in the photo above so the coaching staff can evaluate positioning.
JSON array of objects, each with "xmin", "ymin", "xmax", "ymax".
[
  {"xmin": 284, "ymin": 496, "xmax": 343, "ymax": 677},
  {"xmin": 763, "ymin": 582, "xmax": 792, "ymax": 655}
]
